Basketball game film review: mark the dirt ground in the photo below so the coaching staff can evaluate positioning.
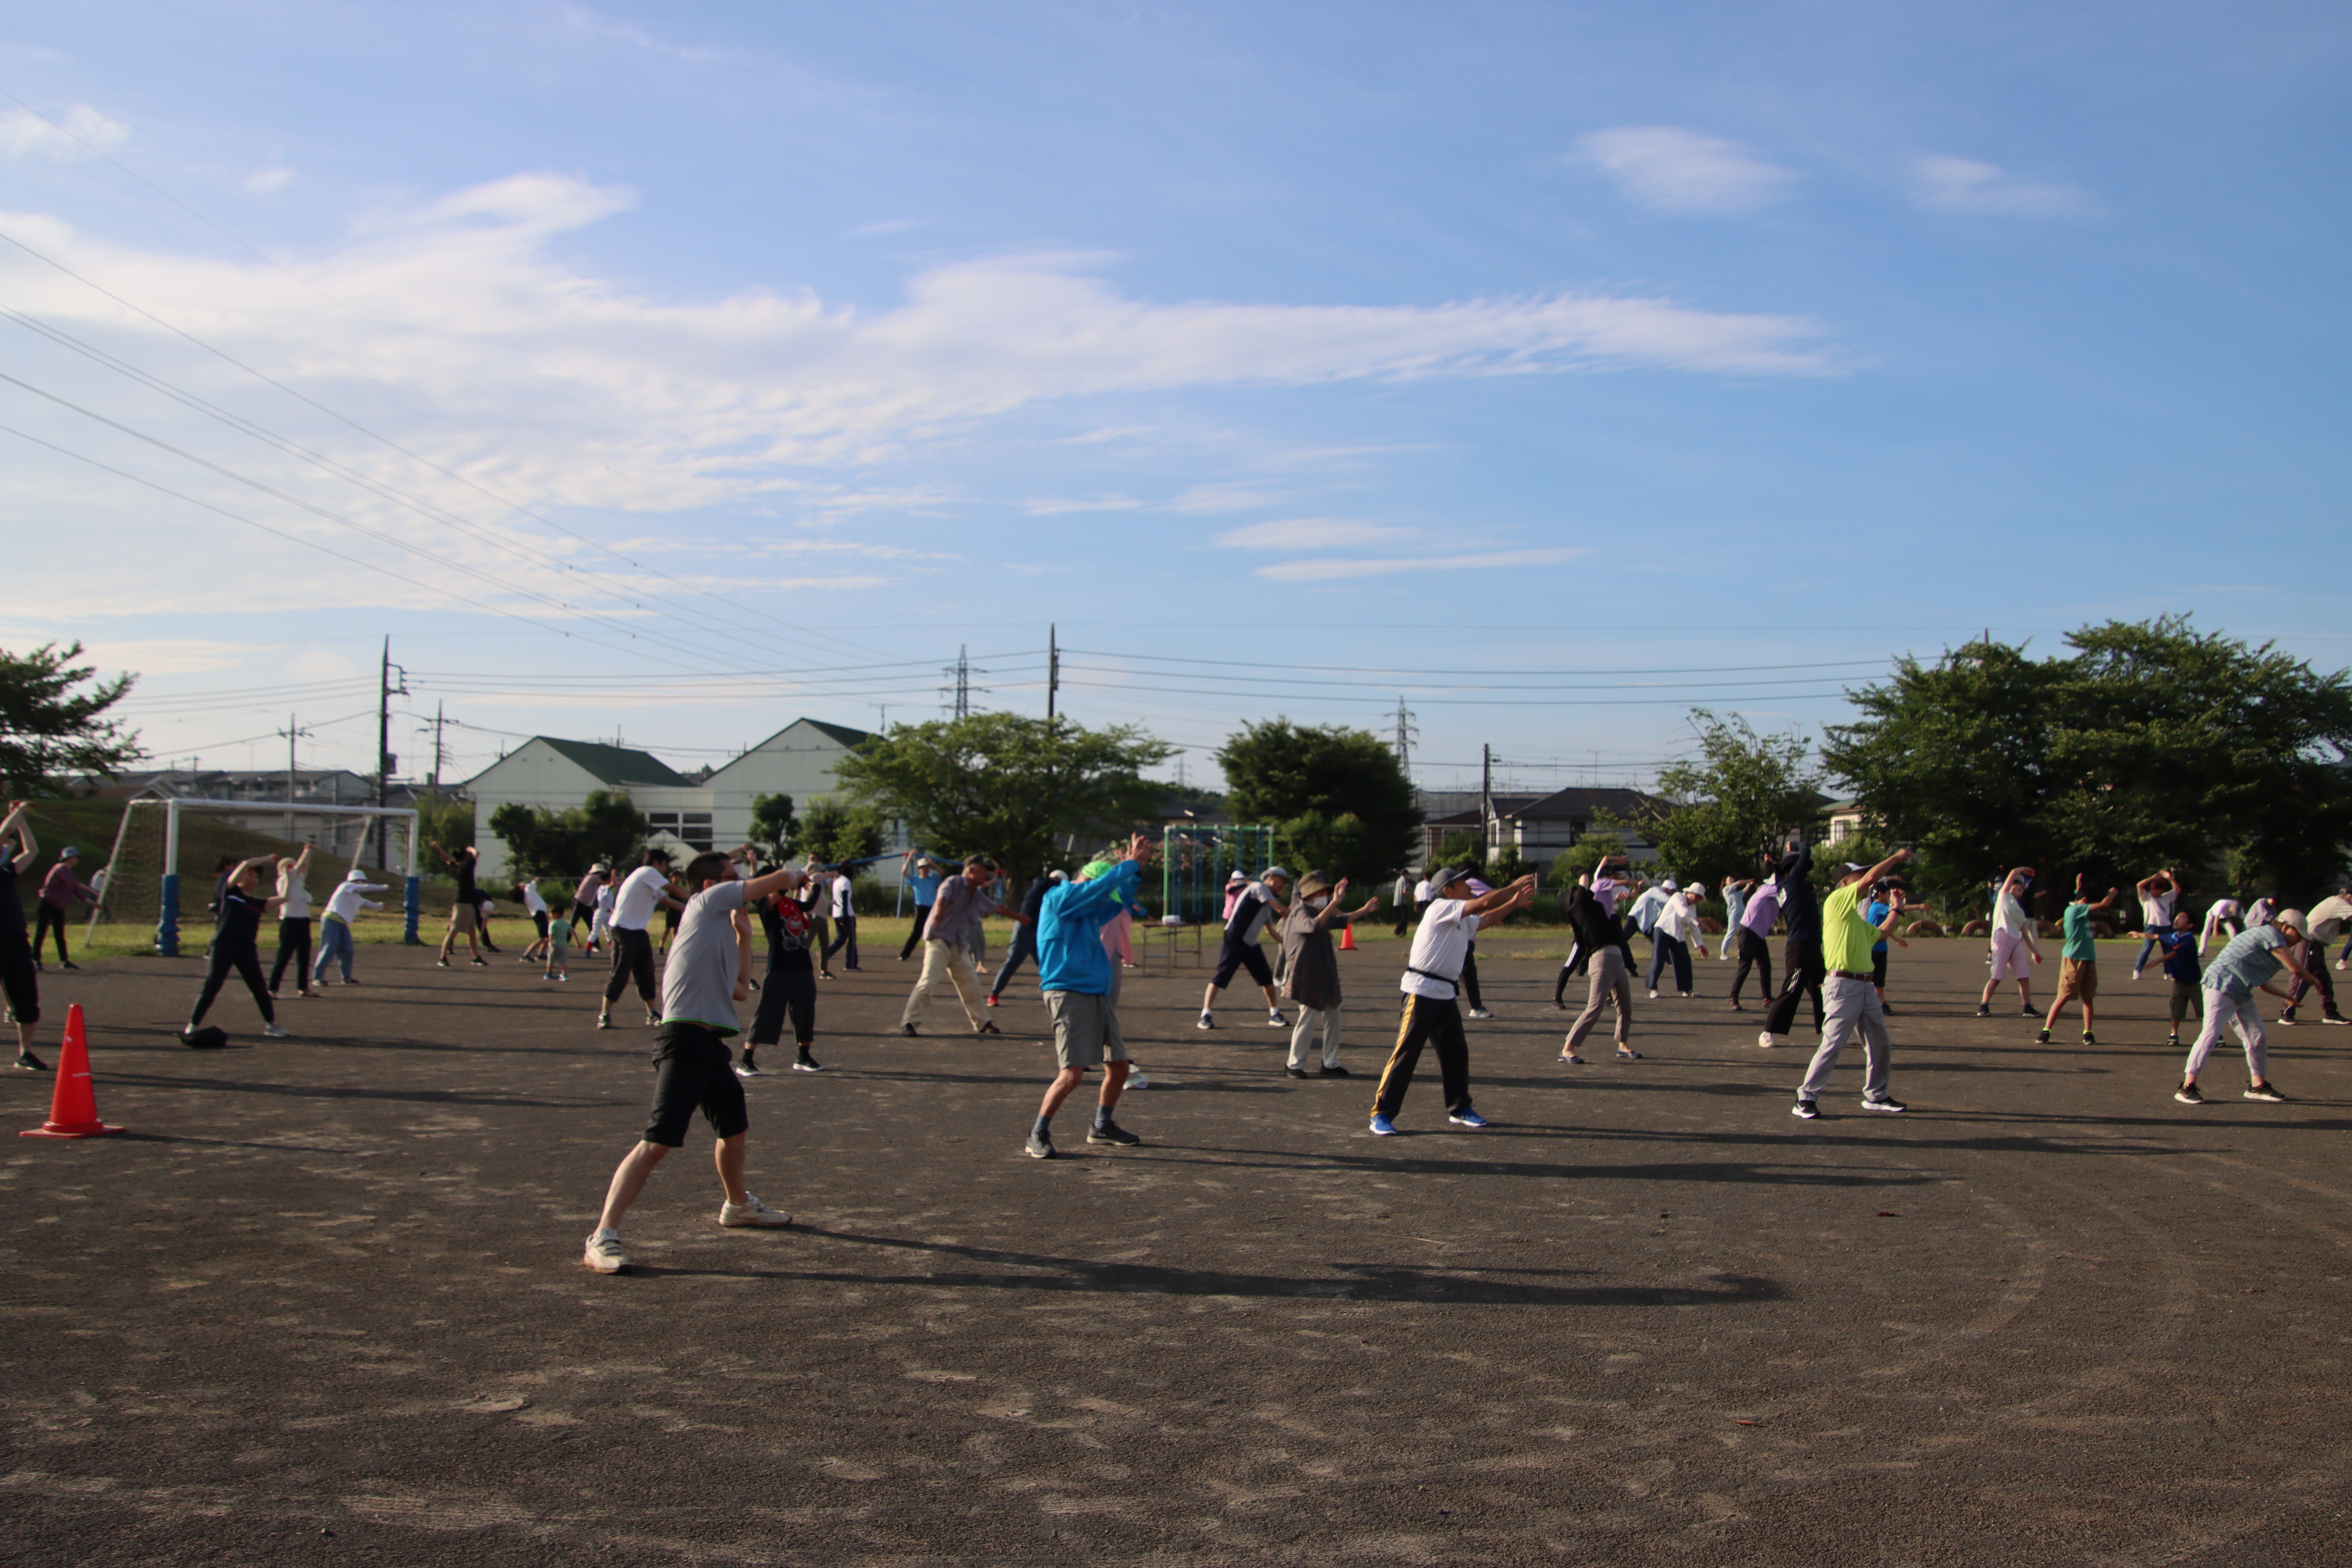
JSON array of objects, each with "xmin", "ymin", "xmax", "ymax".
[{"xmin": 3, "ymin": 929, "xmax": 2349, "ymax": 1566}]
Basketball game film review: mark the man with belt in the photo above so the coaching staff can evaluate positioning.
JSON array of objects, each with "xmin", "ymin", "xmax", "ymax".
[
  {"xmin": 1369, "ymin": 866, "xmax": 1535, "ymax": 1136},
  {"xmin": 1791, "ymin": 847, "xmax": 1915, "ymax": 1121}
]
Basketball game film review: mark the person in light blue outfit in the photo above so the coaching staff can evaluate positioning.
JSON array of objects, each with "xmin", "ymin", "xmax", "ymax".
[
  {"xmin": 1024, "ymin": 834, "xmax": 1155, "ymax": 1160},
  {"xmin": 898, "ymin": 852, "xmax": 945, "ymax": 962},
  {"xmin": 1717, "ymin": 878, "xmax": 1749, "ymax": 961}
]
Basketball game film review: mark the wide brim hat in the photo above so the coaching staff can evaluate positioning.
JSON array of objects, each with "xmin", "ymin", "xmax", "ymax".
[{"xmin": 1296, "ymin": 873, "xmax": 1334, "ymax": 899}]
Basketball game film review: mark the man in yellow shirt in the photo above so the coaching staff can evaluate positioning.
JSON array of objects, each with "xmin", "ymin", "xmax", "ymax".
[{"xmin": 1792, "ymin": 847, "xmax": 1916, "ymax": 1121}]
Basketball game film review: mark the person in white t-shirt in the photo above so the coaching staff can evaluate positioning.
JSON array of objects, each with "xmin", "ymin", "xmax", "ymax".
[
  {"xmin": 2128, "ymin": 868, "xmax": 2177, "ymax": 980},
  {"xmin": 1367, "ymin": 867, "xmax": 1536, "ymax": 1136},
  {"xmin": 2200, "ymin": 898, "xmax": 2245, "ymax": 954},
  {"xmin": 598, "ymin": 851, "xmax": 686, "ymax": 1030},
  {"xmin": 517, "ymin": 876, "xmax": 552, "ymax": 963},
  {"xmin": 822, "ymin": 868, "xmax": 861, "ymax": 971},
  {"xmin": 1975, "ymin": 866, "xmax": 2041, "ymax": 1017}
]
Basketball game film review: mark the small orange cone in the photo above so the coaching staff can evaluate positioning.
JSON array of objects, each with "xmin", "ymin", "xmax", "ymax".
[
  {"xmin": 21, "ymin": 1004, "xmax": 123, "ymax": 1140},
  {"xmin": 1340, "ymin": 922, "xmax": 1356, "ymax": 951}
]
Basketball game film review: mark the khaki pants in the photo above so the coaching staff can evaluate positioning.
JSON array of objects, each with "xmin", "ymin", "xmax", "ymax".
[{"xmin": 902, "ymin": 938, "xmax": 987, "ymax": 1031}]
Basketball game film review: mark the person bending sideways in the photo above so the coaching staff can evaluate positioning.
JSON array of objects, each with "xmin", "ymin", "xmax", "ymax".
[
  {"xmin": 1025, "ymin": 836, "xmax": 1156, "ymax": 1159},
  {"xmin": 1791, "ymin": 848, "xmax": 1916, "ymax": 1121},
  {"xmin": 1726, "ymin": 865, "xmax": 1780, "ymax": 1012},
  {"xmin": 2175, "ymin": 910, "xmax": 2316, "ymax": 1107},
  {"xmin": 901, "ymin": 855, "xmax": 1026, "ymax": 1036},
  {"xmin": 1559, "ymin": 877, "xmax": 1639, "ymax": 1065},
  {"xmin": 598, "ymin": 851, "xmax": 685, "ymax": 1030},
  {"xmin": 0, "ymin": 801, "xmax": 51, "ymax": 1071},
  {"xmin": 2277, "ymin": 888, "xmax": 2349, "ymax": 1026},
  {"xmin": 1199, "ymin": 867, "xmax": 1292, "ymax": 1030},
  {"xmin": 582, "ymin": 851, "xmax": 803, "ymax": 1274},
  {"xmin": 1369, "ymin": 868, "xmax": 1536, "ymax": 1137},
  {"xmin": 1756, "ymin": 836, "xmax": 1828, "ymax": 1049},
  {"xmin": 1975, "ymin": 867, "xmax": 2042, "ymax": 1018},
  {"xmin": 2129, "ymin": 868, "xmax": 2178, "ymax": 980},
  {"xmin": 187, "ymin": 855, "xmax": 291, "ymax": 1041}
]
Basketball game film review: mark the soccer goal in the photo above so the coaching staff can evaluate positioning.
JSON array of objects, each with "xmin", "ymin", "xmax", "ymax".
[{"xmin": 92, "ymin": 798, "xmax": 423, "ymax": 956}]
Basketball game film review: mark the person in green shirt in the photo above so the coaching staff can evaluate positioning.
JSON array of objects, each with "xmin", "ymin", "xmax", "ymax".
[
  {"xmin": 2038, "ymin": 874, "xmax": 2122, "ymax": 1046},
  {"xmin": 1792, "ymin": 847, "xmax": 1915, "ymax": 1120}
]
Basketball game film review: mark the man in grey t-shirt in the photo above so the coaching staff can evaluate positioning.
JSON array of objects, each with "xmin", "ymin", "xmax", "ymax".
[{"xmin": 582, "ymin": 851, "xmax": 810, "ymax": 1275}]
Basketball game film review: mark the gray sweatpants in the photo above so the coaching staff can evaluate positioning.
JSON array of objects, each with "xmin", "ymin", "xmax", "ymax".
[
  {"xmin": 1798, "ymin": 974, "xmax": 1893, "ymax": 1103},
  {"xmin": 2183, "ymin": 988, "xmax": 2267, "ymax": 1082},
  {"xmin": 1564, "ymin": 947, "xmax": 1633, "ymax": 1053}
]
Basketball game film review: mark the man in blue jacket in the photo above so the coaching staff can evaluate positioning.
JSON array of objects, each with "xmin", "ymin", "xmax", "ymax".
[{"xmin": 1026, "ymin": 834, "xmax": 1155, "ymax": 1160}]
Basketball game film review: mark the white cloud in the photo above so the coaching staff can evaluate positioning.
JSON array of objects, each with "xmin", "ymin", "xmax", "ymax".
[
  {"xmin": 0, "ymin": 103, "xmax": 129, "ymax": 162},
  {"xmin": 1166, "ymin": 482, "xmax": 1281, "ymax": 514},
  {"xmin": 1058, "ymin": 425, "xmax": 1153, "ymax": 446},
  {"xmin": 560, "ymin": 5, "xmax": 727, "ymax": 62},
  {"xmin": 1910, "ymin": 155, "xmax": 2091, "ymax": 217},
  {"xmin": 1024, "ymin": 494, "xmax": 1144, "ymax": 515},
  {"xmin": 848, "ymin": 218, "xmax": 923, "ymax": 237},
  {"xmin": 1254, "ymin": 547, "xmax": 1585, "ymax": 582},
  {"xmin": 1571, "ymin": 127, "xmax": 1794, "ymax": 214},
  {"xmin": 1214, "ymin": 518, "xmax": 1415, "ymax": 552},
  {"xmin": 244, "ymin": 167, "xmax": 295, "ymax": 195}
]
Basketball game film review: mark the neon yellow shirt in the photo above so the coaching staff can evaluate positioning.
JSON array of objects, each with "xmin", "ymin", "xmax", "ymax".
[{"xmin": 1821, "ymin": 879, "xmax": 1881, "ymax": 975}]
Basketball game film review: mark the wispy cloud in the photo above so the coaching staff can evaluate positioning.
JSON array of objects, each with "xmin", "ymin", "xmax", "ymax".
[
  {"xmin": 1058, "ymin": 425, "xmax": 1153, "ymax": 446},
  {"xmin": 243, "ymin": 167, "xmax": 294, "ymax": 195},
  {"xmin": 1254, "ymin": 547, "xmax": 1585, "ymax": 582},
  {"xmin": 1023, "ymin": 494, "xmax": 1145, "ymax": 515},
  {"xmin": 848, "ymin": 218, "xmax": 923, "ymax": 237},
  {"xmin": 0, "ymin": 103, "xmax": 128, "ymax": 161},
  {"xmin": 1167, "ymin": 482, "xmax": 1281, "ymax": 515},
  {"xmin": 1572, "ymin": 127, "xmax": 1794, "ymax": 214},
  {"xmin": 1910, "ymin": 155, "xmax": 2092, "ymax": 217},
  {"xmin": 560, "ymin": 4, "xmax": 727, "ymax": 62},
  {"xmin": 1214, "ymin": 518, "xmax": 1416, "ymax": 552}
]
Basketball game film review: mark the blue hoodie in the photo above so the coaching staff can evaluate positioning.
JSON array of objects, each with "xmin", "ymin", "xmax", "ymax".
[{"xmin": 1035, "ymin": 860, "xmax": 1142, "ymax": 996}]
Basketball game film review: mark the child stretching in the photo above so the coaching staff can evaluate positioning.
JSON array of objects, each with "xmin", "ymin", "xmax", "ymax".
[
  {"xmin": 2039, "ymin": 874, "xmax": 2121, "ymax": 1046},
  {"xmin": 542, "ymin": 895, "xmax": 572, "ymax": 982}
]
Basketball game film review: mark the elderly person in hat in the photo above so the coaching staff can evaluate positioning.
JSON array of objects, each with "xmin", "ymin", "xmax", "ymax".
[
  {"xmin": 898, "ymin": 852, "xmax": 946, "ymax": 962},
  {"xmin": 2176, "ymin": 907, "xmax": 2319, "ymax": 1105},
  {"xmin": 1370, "ymin": 865, "xmax": 1536, "ymax": 1135},
  {"xmin": 1199, "ymin": 866, "xmax": 1293, "ymax": 1030},
  {"xmin": 33, "ymin": 842, "xmax": 99, "ymax": 971},
  {"xmin": 1277, "ymin": 871, "xmax": 1380, "ymax": 1079}
]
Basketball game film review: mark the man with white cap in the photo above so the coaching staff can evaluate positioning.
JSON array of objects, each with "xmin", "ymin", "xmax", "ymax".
[
  {"xmin": 2176, "ymin": 909, "xmax": 2318, "ymax": 1105},
  {"xmin": 1646, "ymin": 882, "xmax": 1704, "ymax": 999},
  {"xmin": 1369, "ymin": 866, "xmax": 1535, "ymax": 1135},
  {"xmin": 1198, "ymin": 866, "xmax": 1292, "ymax": 1030}
]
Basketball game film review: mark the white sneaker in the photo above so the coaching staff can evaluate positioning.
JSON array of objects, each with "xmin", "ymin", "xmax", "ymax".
[
  {"xmin": 1757, "ymin": 1030, "xmax": 1776, "ymax": 1049},
  {"xmin": 583, "ymin": 1229, "xmax": 626, "ymax": 1273},
  {"xmin": 719, "ymin": 1194, "xmax": 792, "ymax": 1228},
  {"xmin": 1126, "ymin": 1069, "xmax": 1151, "ymax": 1089},
  {"xmin": 1266, "ymin": 1010, "xmax": 1288, "ymax": 1027},
  {"xmin": 262, "ymin": 1024, "xmax": 290, "ymax": 1039},
  {"xmin": 1647, "ymin": 990, "xmax": 1660, "ymax": 1000},
  {"xmin": 1468, "ymin": 1007, "xmax": 1495, "ymax": 1020}
]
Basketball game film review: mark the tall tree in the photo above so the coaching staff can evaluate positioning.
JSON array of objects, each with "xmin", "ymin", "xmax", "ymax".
[
  {"xmin": 0, "ymin": 641, "xmax": 140, "ymax": 791},
  {"xmin": 832, "ymin": 713, "xmax": 1170, "ymax": 882},
  {"xmin": 1616, "ymin": 710, "xmax": 1823, "ymax": 882},
  {"xmin": 487, "ymin": 789, "xmax": 646, "ymax": 876},
  {"xmin": 1215, "ymin": 718, "xmax": 1421, "ymax": 883},
  {"xmin": 797, "ymin": 796, "xmax": 888, "ymax": 866},
  {"xmin": 746, "ymin": 792, "xmax": 799, "ymax": 861},
  {"xmin": 1824, "ymin": 618, "xmax": 2352, "ymax": 899}
]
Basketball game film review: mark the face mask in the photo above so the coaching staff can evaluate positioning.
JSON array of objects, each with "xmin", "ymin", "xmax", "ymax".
[{"xmin": 1307, "ymin": 898, "xmax": 1329, "ymax": 912}]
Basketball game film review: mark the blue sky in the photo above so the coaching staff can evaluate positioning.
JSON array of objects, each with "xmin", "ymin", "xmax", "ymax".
[{"xmin": 1, "ymin": 1, "xmax": 2345, "ymax": 797}]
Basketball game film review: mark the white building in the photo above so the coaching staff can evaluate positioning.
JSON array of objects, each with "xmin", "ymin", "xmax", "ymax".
[{"xmin": 464, "ymin": 719, "xmax": 897, "ymax": 881}]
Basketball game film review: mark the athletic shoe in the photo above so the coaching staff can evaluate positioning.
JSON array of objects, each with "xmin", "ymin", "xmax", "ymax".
[
  {"xmin": 1791, "ymin": 1100, "xmax": 1820, "ymax": 1120},
  {"xmin": 1285, "ymin": 1067, "xmax": 1310, "ymax": 1078},
  {"xmin": 582, "ymin": 1229, "xmax": 627, "ymax": 1274},
  {"xmin": 646, "ymin": 1011, "xmax": 662, "ymax": 1027},
  {"xmin": 1974, "ymin": 1003, "xmax": 1990, "ymax": 1018},
  {"xmin": 1859, "ymin": 1096, "xmax": 1908, "ymax": 1113},
  {"xmin": 1368, "ymin": 1113, "xmax": 1398, "ymax": 1136},
  {"xmin": 596, "ymin": 1013, "xmax": 612, "ymax": 1030},
  {"xmin": 554, "ymin": 974, "xmax": 568, "ymax": 983},
  {"xmin": 2325, "ymin": 1015, "xmax": 2350, "ymax": 1026},
  {"xmin": 793, "ymin": 1053, "xmax": 822, "ymax": 1073},
  {"xmin": 1127, "ymin": 1070, "xmax": 1151, "ymax": 1089},
  {"xmin": 2244, "ymin": 1083, "xmax": 2290, "ymax": 1103},
  {"xmin": 1196, "ymin": 1012, "xmax": 1215, "ymax": 1030},
  {"xmin": 1467, "ymin": 1007, "xmax": 1495, "ymax": 1021},
  {"xmin": 2166, "ymin": 1033, "xmax": 2181, "ymax": 1047},
  {"xmin": 435, "ymin": 958, "xmax": 449, "ymax": 969},
  {"xmin": 262, "ymin": 1024, "xmax": 290, "ymax": 1039},
  {"xmin": 719, "ymin": 1194, "xmax": 793, "ymax": 1228},
  {"xmin": 59, "ymin": 961, "xmax": 79, "ymax": 972},
  {"xmin": 1559, "ymin": 1053, "xmax": 1585, "ymax": 1064},
  {"xmin": 1267, "ymin": 1010, "xmax": 1287, "ymax": 1027},
  {"xmin": 1087, "ymin": 1121, "xmax": 1142, "ymax": 1146},
  {"xmin": 1026, "ymin": 1128, "xmax": 1056, "ymax": 1159},
  {"xmin": 1880, "ymin": 1002, "xmax": 1895, "ymax": 1015},
  {"xmin": 2021, "ymin": 1006, "xmax": 2036, "ymax": 1017},
  {"xmin": 2174, "ymin": 1082, "xmax": 2204, "ymax": 1105},
  {"xmin": 2131, "ymin": 969, "xmax": 2143, "ymax": 981},
  {"xmin": 1617, "ymin": 1048, "xmax": 1642, "ymax": 1060},
  {"xmin": 1447, "ymin": 1109, "xmax": 1489, "ymax": 1129},
  {"xmin": 2036, "ymin": 1028, "xmax": 2051, "ymax": 1045},
  {"xmin": 1757, "ymin": 1031, "xmax": 1776, "ymax": 1049},
  {"xmin": 14, "ymin": 1051, "xmax": 47, "ymax": 1072},
  {"xmin": 901, "ymin": 1023, "xmax": 920, "ymax": 1037},
  {"xmin": 1679, "ymin": 991, "xmax": 1696, "ymax": 999},
  {"xmin": 735, "ymin": 1059, "xmax": 764, "ymax": 1077},
  {"xmin": 2081, "ymin": 1031, "xmax": 2097, "ymax": 1046},
  {"xmin": 1647, "ymin": 990, "xmax": 1660, "ymax": 1000},
  {"xmin": 976, "ymin": 1021, "xmax": 1003, "ymax": 1036},
  {"xmin": 1317, "ymin": 1064, "xmax": 1350, "ymax": 1078},
  {"xmin": 984, "ymin": 994, "xmax": 999, "ymax": 1007},
  {"xmin": 2276, "ymin": 1011, "xmax": 2297, "ymax": 1026},
  {"xmin": 470, "ymin": 957, "xmax": 488, "ymax": 968}
]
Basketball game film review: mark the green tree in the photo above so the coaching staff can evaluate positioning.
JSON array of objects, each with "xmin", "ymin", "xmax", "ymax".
[
  {"xmin": 1824, "ymin": 618, "xmax": 2352, "ymax": 900},
  {"xmin": 486, "ymin": 789, "xmax": 647, "ymax": 877},
  {"xmin": 832, "ymin": 713, "xmax": 1169, "ymax": 882},
  {"xmin": 0, "ymin": 641, "xmax": 140, "ymax": 792},
  {"xmin": 1608, "ymin": 711, "xmax": 1821, "ymax": 885},
  {"xmin": 747, "ymin": 792, "xmax": 799, "ymax": 861},
  {"xmin": 798, "ymin": 795, "xmax": 888, "ymax": 866},
  {"xmin": 417, "ymin": 791, "xmax": 477, "ymax": 860},
  {"xmin": 1215, "ymin": 719, "xmax": 1421, "ymax": 884},
  {"xmin": 1551, "ymin": 830, "xmax": 1627, "ymax": 884}
]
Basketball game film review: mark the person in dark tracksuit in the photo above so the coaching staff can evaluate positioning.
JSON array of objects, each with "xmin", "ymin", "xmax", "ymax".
[
  {"xmin": 988, "ymin": 870, "xmax": 1062, "ymax": 1006},
  {"xmin": 1368, "ymin": 867, "xmax": 1535, "ymax": 1136},
  {"xmin": 186, "ymin": 854, "xmax": 289, "ymax": 1040},
  {"xmin": 1757, "ymin": 836, "xmax": 1827, "ymax": 1049},
  {"xmin": 742, "ymin": 869, "xmax": 820, "ymax": 1076}
]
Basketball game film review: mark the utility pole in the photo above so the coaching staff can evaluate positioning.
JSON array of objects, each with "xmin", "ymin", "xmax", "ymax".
[
  {"xmin": 1046, "ymin": 624, "xmax": 1060, "ymax": 721},
  {"xmin": 276, "ymin": 713, "xmax": 313, "ymax": 843},
  {"xmin": 1480, "ymin": 743, "xmax": 1493, "ymax": 867},
  {"xmin": 375, "ymin": 638, "xmax": 409, "ymax": 869},
  {"xmin": 428, "ymin": 701, "xmax": 448, "ymax": 792}
]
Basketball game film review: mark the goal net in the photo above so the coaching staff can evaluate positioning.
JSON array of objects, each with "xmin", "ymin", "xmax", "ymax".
[{"xmin": 93, "ymin": 798, "xmax": 421, "ymax": 955}]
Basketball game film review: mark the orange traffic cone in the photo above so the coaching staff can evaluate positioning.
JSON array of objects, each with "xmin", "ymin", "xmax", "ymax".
[
  {"xmin": 1339, "ymin": 922, "xmax": 1356, "ymax": 951},
  {"xmin": 21, "ymin": 1004, "xmax": 124, "ymax": 1140}
]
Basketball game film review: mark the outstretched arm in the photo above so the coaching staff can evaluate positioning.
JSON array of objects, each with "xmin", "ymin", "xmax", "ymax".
[
  {"xmin": 1462, "ymin": 875, "xmax": 1538, "ymax": 919},
  {"xmin": 4, "ymin": 800, "xmax": 35, "ymax": 871}
]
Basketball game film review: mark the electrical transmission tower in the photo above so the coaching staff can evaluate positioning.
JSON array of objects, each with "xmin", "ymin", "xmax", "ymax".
[
  {"xmin": 941, "ymin": 645, "xmax": 988, "ymax": 718},
  {"xmin": 1392, "ymin": 696, "xmax": 1419, "ymax": 773}
]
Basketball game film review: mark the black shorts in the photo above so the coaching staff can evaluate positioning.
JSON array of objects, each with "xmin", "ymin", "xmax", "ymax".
[
  {"xmin": 532, "ymin": 910, "xmax": 550, "ymax": 939},
  {"xmin": 1212, "ymin": 935, "xmax": 1274, "ymax": 990},
  {"xmin": 642, "ymin": 1023, "xmax": 750, "ymax": 1148},
  {"xmin": 0, "ymin": 934, "xmax": 37, "ymax": 1026},
  {"xmin": 1870, "ymin": 949, "xmax": 1888, "ymax": 987}
]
